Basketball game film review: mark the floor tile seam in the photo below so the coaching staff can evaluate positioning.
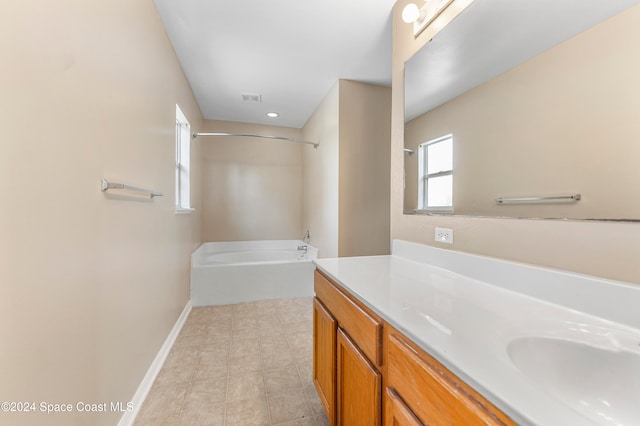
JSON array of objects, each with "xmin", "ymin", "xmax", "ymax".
[
  {"xmin": 272, "ymin": 416, "xmax": 318, "ymax": 426},
  {"xmin": 217, "ymin": 375, "xmax": 242, "ymax": 425},
  {"xmin": 229, "ymin": 334, "xmax": 259, "ymax": 356},
  {"xmin": 260, "ymin": 314, "xmax": 285, "ymax": 328},
  {"xmin": 279, "ymin": 321, "xmax": 310, "ymax": 333},
  {"xmin": 206, "ymin": 318, "xmax": 233, "ymax": 332},
  {"xmin": 195, "ymin": 342, "xmax": 231, "ymax": 382},
  {"xmin": 199, "ymin": 332, "xmax": 232, "ymax": 353},
  {"xmin": 265, "ymin": 391, "xmax": 276, "ymax": 426},
  {"xmin": 256, "ymin": 324, "xmax": 268, "ymax": 386},
  {"xmin": 180, "ymin": 399, "xmax": 227, "ymax": 412},
  {"xmin": 188, "ymin": 340, "xmax": 232, "ymax": 405},
  {"xmin": 283, "ymin": 331, "xmax": 300, "ymax": 352},
  {"xmin": 263, "ymin": 383, "xmax": 307, "ymax": 397},
  {"xmin": 286, "ymin": 321, "xmax": 308, "ymax": 389},
  {"xmin": 221, "ymin": 400, "xmax": 228, "ymax": 426},
  {"xmin": 174, "ymin": 407, "xmax": 185, "ymax": 426},
  {"xmin": 303, "ymin": 388, "xmax": 324, "ymax": 417},
  {"xmin": 225, "ymin": 388, "xmax": 268, "ymax": 405},
  {"xmin": 276, "ymin": 312, "xmax": 299, "ymax": 322},
  {"xmin": 178, "ymin": 326, "xmax": 208, "ymax": 339},
  {"xmin": 312, "ymin": 415, "xmax": 327, "ymax": 426},
  {"xmin": 223, "ymin": 396, "xmax": 271, "ymax": 426},
  {"xmin": 170, "ymin": 381, "xmax": 191, "ymax": 424},
  {"xmin": 223, "ymin": 343, "xmax": 232, "ymax": 407},
  {"xmin": 167, "ymin": 343, "xmax": 203, "ymax": 359},
  {"xmin": 180, "ymin": 403, "xmax": 228, "ymax": 426},
  {"xmin": 266, "ymin": 389, "xmax": 314, "ymax": 426},
  {"xmin": 173, "ymin": 337, "xmax": 201, "ymax": 351},
  {"xmin": 292, "ymin": 361, "xmax": 308, "ymax": 397},
  {"xmin": 224, "ymin": 318, "xmax": 268, "ymax": 403},
  {"xmin": 231, "ymin": 321, "xmax": 259, "ymax": 333},
  {"xmin": 207, "ymin": 308, "xmax": 234, "ymax": 317},
  {"xmin": 242, "ymin": 317, "xmax": 285, "ymax": 331}
]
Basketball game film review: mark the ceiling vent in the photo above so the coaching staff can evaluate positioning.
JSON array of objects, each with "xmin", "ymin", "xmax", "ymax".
[{"xmin": 241, "ymin": 93, "xmax": 262, "ymax": 103}]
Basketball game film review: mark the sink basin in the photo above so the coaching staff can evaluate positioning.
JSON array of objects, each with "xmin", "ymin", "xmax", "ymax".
[{"xmin": 508, "ymin": 336, "xmax": 640, "ymax": 425}]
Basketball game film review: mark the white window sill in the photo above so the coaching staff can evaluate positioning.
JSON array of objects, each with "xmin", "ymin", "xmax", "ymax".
[
  {"xmin": 175, "ymin": 207, "xmax": 195, "ymax": 215},
  {"xmin": 414, "ymin": 208, "xmax": 454, "ymax": 214}
]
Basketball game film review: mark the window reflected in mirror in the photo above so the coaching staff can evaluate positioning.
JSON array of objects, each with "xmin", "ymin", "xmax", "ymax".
[{"xmin": 418, "ymin": 135, "xmax": 453, "ymax": 212}]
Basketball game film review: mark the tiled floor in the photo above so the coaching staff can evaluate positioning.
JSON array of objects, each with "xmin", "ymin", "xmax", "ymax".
[{"xmin": 134, "ymin": 297, "xmax": 330, "ymax": 426}]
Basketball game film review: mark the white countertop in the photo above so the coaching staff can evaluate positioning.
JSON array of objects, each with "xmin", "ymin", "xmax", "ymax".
[{"xmin": 313, "ymin": 241, "xmax": 640, "ymax": 426}]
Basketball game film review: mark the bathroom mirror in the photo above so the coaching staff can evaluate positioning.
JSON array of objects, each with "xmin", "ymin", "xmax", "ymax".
[{"xmin": 403, "ymin": 0, "xmax": 640, "ymax": 220}]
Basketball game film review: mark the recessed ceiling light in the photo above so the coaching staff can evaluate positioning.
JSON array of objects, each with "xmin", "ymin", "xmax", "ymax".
[{"xmin": 266, "ymin": 112, "xmax": 279, "ymax": 118}]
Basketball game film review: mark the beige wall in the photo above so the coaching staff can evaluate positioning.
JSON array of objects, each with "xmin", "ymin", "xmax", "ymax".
[
  {"xmin": 302, "ymin": 83, "xmax": 341, "ymax": 258},
  {"xmin": 0, "ymin": 1, "xmax": 203, "ymax": 425},
  {"xmin": 301, "ymin": 80, "xmax": 392, "ymax": 258},
  {"xmin": 404, "ymin": 6, "xmax": 640, "ymax": 219},
  {"xmin": 392, "ymin": 1, "xmax": 640, "ymax": 284},
  {"xmin": 200, "ymin": 120, "xmax": 303, "ymax": 242},
  {"xmin": 338, "ymin": 80, "xmax": 392, "ymax": 257}
]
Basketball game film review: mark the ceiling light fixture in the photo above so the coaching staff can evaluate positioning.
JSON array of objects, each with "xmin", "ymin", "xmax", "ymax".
[
  {"xmin": 402, "ymin": 3, "xmax": 421, "ymax": 23},
  {"xmin": 402, "ymin": 0, "xmax": 456, "ymax": 37},
  {"xmin": 266, "ymin": 112, "xmax": 279, "ymax": 118}
]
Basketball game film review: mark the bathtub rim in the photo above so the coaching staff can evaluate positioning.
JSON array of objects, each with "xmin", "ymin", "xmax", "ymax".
[{"xmin": 191, "ymin": 239, "xmax": 319, "ymax": 268}]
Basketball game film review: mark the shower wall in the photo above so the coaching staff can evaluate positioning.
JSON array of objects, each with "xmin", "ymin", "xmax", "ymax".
[{"xmin": 200, "ymin": 120, "xmax": 304, "ymax": 242}]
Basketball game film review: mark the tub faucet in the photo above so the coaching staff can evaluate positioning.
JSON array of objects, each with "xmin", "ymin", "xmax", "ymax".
[{"xmin": 297, "ymin": 244, "xmax": 308, "ymax": 254}]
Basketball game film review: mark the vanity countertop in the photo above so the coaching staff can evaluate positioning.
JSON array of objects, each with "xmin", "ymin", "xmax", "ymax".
[{"xmin": 313, "ymin": 241, "xmax": 640, "ymax": 426}]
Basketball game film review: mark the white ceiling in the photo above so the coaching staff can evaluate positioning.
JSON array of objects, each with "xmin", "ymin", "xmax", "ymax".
[
  {"xmin": 153, "ymin": 0, "xmax": 397, "ymax": 128},
  {"xmin": 154, "ymin": 0, "xmax": 640, "ymax": 129},
  {"xmin": 405, "ymin": 0, "xmax": 640, "ymax": 121}
]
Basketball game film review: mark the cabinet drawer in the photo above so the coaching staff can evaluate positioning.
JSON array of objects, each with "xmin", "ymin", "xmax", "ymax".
[
  {"xmin": 386, "ymin": 329, "xmax": 515, "ymax": 426},
  {"xmin": 314, "ymin": 270, "xmax": 382, "ymax": 366}
]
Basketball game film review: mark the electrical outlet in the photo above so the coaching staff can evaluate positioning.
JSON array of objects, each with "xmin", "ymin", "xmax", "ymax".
[{"xmin": 434, "ymin": 227, "xmax": 453, "ymax": 244}]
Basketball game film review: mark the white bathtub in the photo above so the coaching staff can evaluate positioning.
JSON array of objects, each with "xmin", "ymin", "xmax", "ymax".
[{"xmin": 190, "ymin": 240, "xmax": 319, "ymax": 306}]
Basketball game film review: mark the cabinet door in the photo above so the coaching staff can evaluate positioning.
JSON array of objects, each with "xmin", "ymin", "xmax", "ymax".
[
  {"xmin": 313, "ymin": 298, "xmax": 337, "ymax": 425},
  {"xmin": 384, "ymin": 387, "xmax": 423, "ymax": 426},
  {"xmin": 337, "ymin": 328, "xmax": 381, "ymax": 425}
]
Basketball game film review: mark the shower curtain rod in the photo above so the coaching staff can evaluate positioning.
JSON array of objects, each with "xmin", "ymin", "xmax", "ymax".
[{"xmin": 192, "ymin": 132, "xmax": 319, "ymax": 149}]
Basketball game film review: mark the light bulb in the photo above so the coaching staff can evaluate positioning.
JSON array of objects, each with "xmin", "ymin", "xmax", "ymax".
[{"xmin": 402, "ymin": 3, "xmax": 420, "ymax": 23}]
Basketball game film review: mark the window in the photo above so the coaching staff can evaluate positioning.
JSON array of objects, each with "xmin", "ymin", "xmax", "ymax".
[
  {"xmin": 175, "ymin": 105, "xmax": 192, "ymax": 211},
  {"xmin": 418, "ymin": 134, "xmax": 453, "ymax": 211}
]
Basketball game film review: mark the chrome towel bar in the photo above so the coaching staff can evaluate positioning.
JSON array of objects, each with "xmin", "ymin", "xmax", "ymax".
[
  {"xmin": 496, "ymin": 194, "xmax": 581, "ymax": 203},
  {"xmin": 101, "ymin": 179, "xmax": 163, "ymax": 198}
]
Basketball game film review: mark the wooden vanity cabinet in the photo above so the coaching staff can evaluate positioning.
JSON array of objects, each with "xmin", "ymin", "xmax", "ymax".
[
  {"xmin": 384, "ymin": 326, "xmax": 516, "ymax": 426},
  {"xmin": 313, "ymin": 269, "xmax": 515, "ymax": 426},
  {"xmin": 313, "ymin": 270, "xmax": 383, "ymax": 425}
]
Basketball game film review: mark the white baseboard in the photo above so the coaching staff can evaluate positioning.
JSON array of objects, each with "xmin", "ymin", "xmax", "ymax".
[{"xmin": 118, "ymin": 300, "xmax": 192, "ymax": 426}]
